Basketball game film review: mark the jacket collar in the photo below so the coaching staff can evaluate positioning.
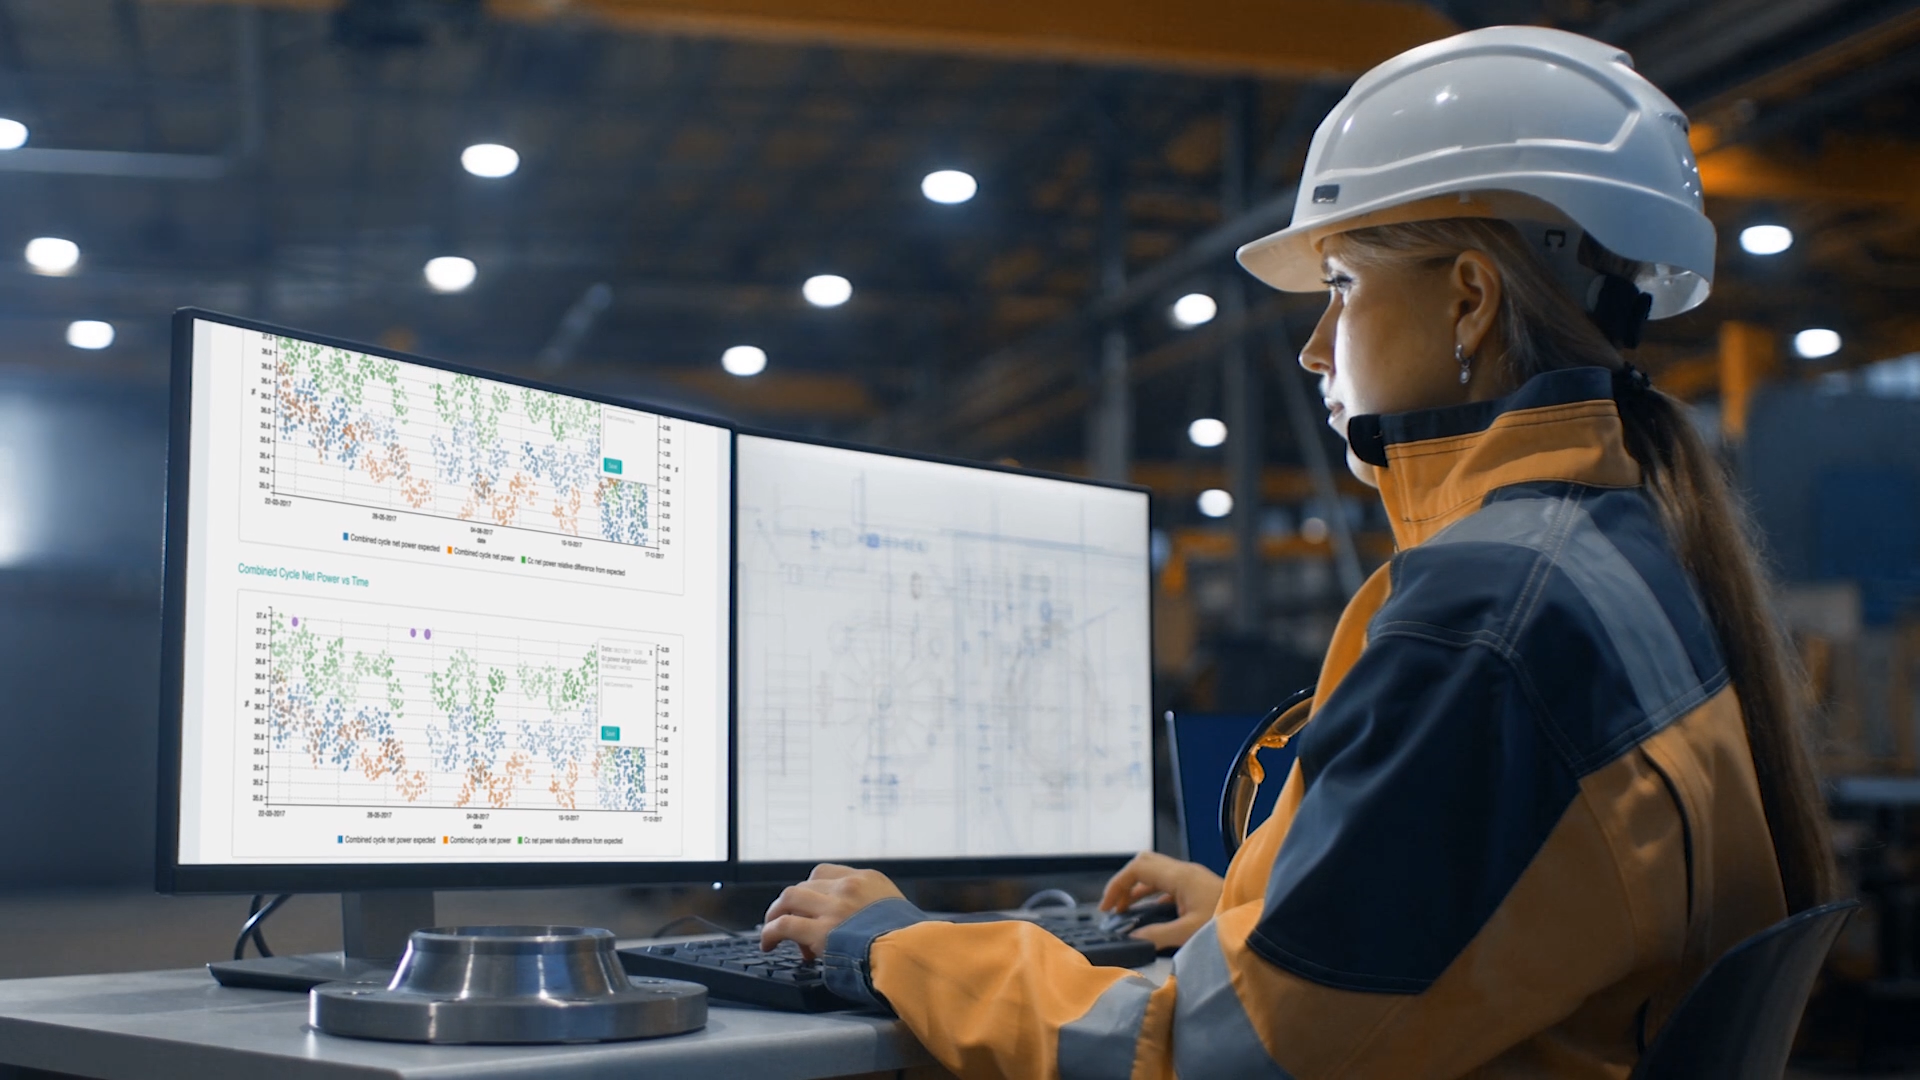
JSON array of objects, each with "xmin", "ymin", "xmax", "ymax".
[{"xmin": 1347, "ymin": 367, "xmax": 1644, "ymax": 549}]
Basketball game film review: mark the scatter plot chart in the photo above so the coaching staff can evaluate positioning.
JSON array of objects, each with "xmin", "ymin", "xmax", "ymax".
[
  {"xmin": 246, "ymin": 592, "xmax": 674, "ymax": 813},
  {"xmin": 263, "ymin": 335, "xmax": 668, "ymax": 546}
]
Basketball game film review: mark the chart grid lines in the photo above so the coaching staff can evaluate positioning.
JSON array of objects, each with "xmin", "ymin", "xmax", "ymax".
[
  {"xmin": 266, "ymin": 335, "xmax": 668, "ymax": 549},
  {"xmin": 248, "ymin": 594, "xmax": 669, "ymax": 815}
]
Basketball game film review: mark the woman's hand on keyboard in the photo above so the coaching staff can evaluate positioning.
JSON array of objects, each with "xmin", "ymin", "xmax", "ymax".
[
  {"xmin": 760, "ymin": 863, "xmax": 907, "ymax": 960},
  {"xmin": 1098, "ymin": 851, "xmax": 1223, "ymax": 950}
]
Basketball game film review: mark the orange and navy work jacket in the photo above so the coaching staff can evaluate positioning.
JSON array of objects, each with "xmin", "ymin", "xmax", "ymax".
[{"xmin": 819, "ymin": 367, "xmax": 1791, "ymax": 1079}]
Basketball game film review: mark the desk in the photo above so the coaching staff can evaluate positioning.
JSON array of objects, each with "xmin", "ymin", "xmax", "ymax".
[
  {"xmin": 0, "ymin": 966, "xmax": 933, "ymax": 1080},
  {"xmin": 0, "ymin": 953, "xmax": 1174, "ymax": 1079}
]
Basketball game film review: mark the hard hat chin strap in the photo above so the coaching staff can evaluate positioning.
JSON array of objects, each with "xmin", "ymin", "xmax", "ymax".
[
  {"xmin": 1589, "ymin": 274, "xmax": 1655, "ymax": 350},
  {"xmin": 1512, "ymin": 218, "xmax": 1655, "ymax": 351}
]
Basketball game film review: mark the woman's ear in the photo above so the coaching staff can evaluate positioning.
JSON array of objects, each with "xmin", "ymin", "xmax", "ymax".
[{"xmin": 1451, "ymin": 250, "xmax": 1503, "ymax": 361}]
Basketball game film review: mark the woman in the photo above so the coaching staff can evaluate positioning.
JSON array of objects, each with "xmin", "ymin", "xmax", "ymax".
[{"xmin": 762, "ymin": 25, "xmax": 1836, "ymax": 1078}]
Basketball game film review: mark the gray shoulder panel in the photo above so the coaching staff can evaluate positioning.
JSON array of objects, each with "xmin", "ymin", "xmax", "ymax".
[{"xmin": 1426, "ymin": 495, "xmax": 1710, "ymax": 730}]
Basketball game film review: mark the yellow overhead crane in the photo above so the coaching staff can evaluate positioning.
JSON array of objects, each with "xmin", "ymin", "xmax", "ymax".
[{"xmin": 153, "ymin": 0, "xmax": 1458, "ymax": 77}]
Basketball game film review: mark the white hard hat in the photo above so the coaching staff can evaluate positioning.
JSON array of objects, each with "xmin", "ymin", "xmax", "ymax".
[{"xmin": 1238, "ymin": 26, "xmax": 1713, "ymax": 321}]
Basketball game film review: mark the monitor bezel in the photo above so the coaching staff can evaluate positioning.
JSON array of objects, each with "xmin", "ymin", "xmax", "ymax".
[
  {"xmin": 728, "ymin": 426, "xmax": 1158, "ymax": 884},
  {"xmin": 157, "ymin": 308, "xmax": 737, "ymax": 894}
]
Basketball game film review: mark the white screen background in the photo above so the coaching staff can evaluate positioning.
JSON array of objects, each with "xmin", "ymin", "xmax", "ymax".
[
  {"xmin": 175, "ymin": 320, "xmax": 731, "ymax": 866},
  {"xmin": 737, "ymin": 436, "xmax": 1153, "ymax": 863}
]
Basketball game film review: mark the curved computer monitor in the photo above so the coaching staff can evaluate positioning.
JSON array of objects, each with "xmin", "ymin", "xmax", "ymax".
[
  {"xmin": 158, "ymin": 310, "xmax": 733, "ymax": 893},
  {"xmin": 732, "ymin": 431, "xmax": 1156, "ymax": 881}
]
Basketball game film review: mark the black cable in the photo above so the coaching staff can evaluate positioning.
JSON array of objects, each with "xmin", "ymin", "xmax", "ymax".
[
  {"xmin": 233, "ymin": 893, "xmax": 293, "ymax": 961},
  {"xmin": 646, "ymin": 914, "xmax": 745, "ymax": 939},
  {"xmin": 1019, "ymin": 888, "xmax": 1078, "ymax": 912}
]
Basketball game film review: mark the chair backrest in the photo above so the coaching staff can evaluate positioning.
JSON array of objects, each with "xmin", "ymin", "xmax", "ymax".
[
  {"xmin": 1162, "ymin": 712, "xmax": 1296, "ymax": 875},
  {"xmin": 1632, "ymin": 898, "xmax": 1859, "ymax": 1080}
]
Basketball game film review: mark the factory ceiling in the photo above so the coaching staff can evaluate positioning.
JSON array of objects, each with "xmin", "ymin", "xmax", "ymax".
[{"xmin": 1, "ymin": 0, "xmax": 1917, "ymax": 493}]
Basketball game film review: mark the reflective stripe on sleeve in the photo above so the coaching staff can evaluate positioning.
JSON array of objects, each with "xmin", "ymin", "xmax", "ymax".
[
  {"xmin": 1171, "ymin": 921, "xmax": 1294, "ymax": 1079},
  {"xmin": 1057, "ymin": 974, "xmax": 1154, "ymax": 1080}
]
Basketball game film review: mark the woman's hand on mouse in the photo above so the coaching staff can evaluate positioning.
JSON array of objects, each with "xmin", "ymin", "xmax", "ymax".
[
  {"xmin": 761, "ymin": 863, "xmax": 906, "ymax": 960},
  {"xmin": 1099, "ymin": 851, "xmax": 1224, "ymax": 950}
]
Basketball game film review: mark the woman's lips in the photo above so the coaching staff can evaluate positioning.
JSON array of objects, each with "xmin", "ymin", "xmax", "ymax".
[{"xmin": 1325, "ymin": 401, "xmax": 1345, "ymax": 431}]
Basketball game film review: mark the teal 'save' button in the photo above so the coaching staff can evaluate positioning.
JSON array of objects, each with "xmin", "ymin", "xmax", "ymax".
[
  {"xmin": 600, "ymin": 725, "xmax": 619, "ymax": 741},
  {"xmin": 603, "ymin": 458, "xmax": 622, "ymax": 474}
]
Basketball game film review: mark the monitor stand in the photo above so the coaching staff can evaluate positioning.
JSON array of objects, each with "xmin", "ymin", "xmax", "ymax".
[{"xmin": 207, "ymin": 891, "xmax": 436, "ymax": 992}]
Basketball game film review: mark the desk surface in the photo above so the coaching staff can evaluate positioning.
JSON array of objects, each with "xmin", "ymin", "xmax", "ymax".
[
  {"xmin": 0, "ymin": 966, "xmax": 933, "ymax": 1080},
  {"xmin": 0, "ymin": 953, "xmax": 1176, "ymax": 1080}
]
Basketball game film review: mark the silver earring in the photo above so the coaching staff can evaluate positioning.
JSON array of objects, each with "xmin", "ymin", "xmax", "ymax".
[{"xmin": 1456, "ymin": 343, "xmax": 1472, "ymax": 385}]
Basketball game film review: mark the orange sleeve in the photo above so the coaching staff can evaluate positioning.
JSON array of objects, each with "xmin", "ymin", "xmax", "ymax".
[{"xmin": 851, "ymin": 788, "xmax": 1667, "ymax": 1080}]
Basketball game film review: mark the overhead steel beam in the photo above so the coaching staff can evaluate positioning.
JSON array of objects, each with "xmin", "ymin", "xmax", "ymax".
[
  {"xmin": 0, "ymin": 5, "xmax": 264, "ymax": 179},
  {"xmin": 918, "ymin": 86, "xmax": 1332, "ymax": 453},
  {"xmin": 1629, "ymin": 0, "xmax": 1858, "ymax": 91},
  {"xmin": 924, "ymin": 0, "xmax": 1920, "ymax": 457},
  {"xmin": 536, "ymin": 282, "xmax": 615, "ymax": 370},
  {"xmin": 1220, "ymin": 79, "xmax": 1262, "ymax": 634},
  {"xmin": 1698, "ymin": 135, "xmax": 1920, "ymax": 210},
  {"xmin": 1270, "ymin": 328, "xmax": 1364, "ymax": 598},
  {"xmin": 923, "ymin": 183, "xmax": 1298, "ymax": 444},
  {"xmin": 1088, "ymin": 102, "xmax": 1131, "ymax": 485},
  {"xmin": 0, "ymin": 147, "xmax": 230, "ymax": 179},
  {"xmin": 954, "ymin": 290, "xmax": 1303, "ymax": 455},
  {"xmin": 511, "ymin": 0, "xmax": 1457, "ymax": 78},
  {"xmin": 1681, "ymin": 2, "xmax": 1920, "ymax": 134},
  {"xmin": 147, "ymin": 0, "xmax": 1455, "ymax": 76}
]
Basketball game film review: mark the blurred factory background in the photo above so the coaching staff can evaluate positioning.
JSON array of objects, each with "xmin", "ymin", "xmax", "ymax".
[{"xmin": 2, "ymin": 0, "xmax": 1920, "ymax": 1065}]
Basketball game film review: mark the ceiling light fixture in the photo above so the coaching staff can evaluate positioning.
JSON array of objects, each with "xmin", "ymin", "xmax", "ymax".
[
  {"xmin": 722, "ymin": 345, "xmax": 768, "ymax": 377},
  {"xmin": 1793, "ymin": 328, "xmax": 1841, "ymax": 359},
  {"xmin": 461, "ymin": 143, "xmax": 519, "ymax": 178},
  {"xmin": 1738, "ymin": 224, "xmax": 1793, "ymax": 256},
  {"xmin": 921, "ymin": 169, "xmax": 977, "ymax": 205},
  {"xmin": 67, "ymin": 320, "xmax": 114, "ymax": 350},
  {"xmin": 424, "ymin": 256, "xmax": 477, "ymax": 293},
  {"xmin": 24, "ymin": 237, "xmax": 79, "ymax": 276},
  {"xmin": 802, "ymin": 274, "xmax": 852, "ymax": 308},
  {"xmin": 0, "ymin": 118, "xmax": 26, "ymax": 151},
  {"xmin": 1170, "ymin": 293, "xmax": 1217, "ymax": 328},
  {"xmin": 1197, "ymin": 489, "xmax": 1233, "ymax": 518},
  {"xmin": 1187, "ymin": 418, "xmax": 1227, "ymax": 448}
]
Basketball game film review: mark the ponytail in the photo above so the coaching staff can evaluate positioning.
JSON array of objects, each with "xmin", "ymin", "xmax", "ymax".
[
  {"xmin": 1330, "ymin": 219, "xmax": 1839, "ymax": 911},
  {"xmin": 1613, "ymin": 384, "xmax": 1838, "ymax": 910}
]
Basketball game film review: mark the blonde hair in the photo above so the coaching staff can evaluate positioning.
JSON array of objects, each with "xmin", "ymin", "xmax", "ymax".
[{"xmin": 1327, "ymin": 218, "xmax": 1838, "ymax": 912}]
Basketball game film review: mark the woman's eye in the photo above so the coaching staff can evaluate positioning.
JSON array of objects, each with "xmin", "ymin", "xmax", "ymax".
[{"xmin": 1321, "ymin": 275, "xmax": 1352, "ymax": 296}]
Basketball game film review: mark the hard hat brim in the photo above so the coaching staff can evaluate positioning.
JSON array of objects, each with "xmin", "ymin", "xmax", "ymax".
[
  {"xmin": 1236, "ymin": 190, "xmax": 1559, "ymax": 294},
  {"xmin": 1236, "ymin": 180, "xmax": 1713, "ymax": 319}
]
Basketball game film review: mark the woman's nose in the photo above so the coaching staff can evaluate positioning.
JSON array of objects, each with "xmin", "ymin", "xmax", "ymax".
[{"xmin": 1299, "ymin": 297, "xmax": 1336, "ymax": 375}]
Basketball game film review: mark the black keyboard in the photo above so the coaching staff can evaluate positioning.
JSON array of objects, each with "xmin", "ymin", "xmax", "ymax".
[
  {"xmin": 619, "ymin": 938, "xmax": 840, "ymax": 1012},
  {"xmin": 1027, "ymin": 910, "xmax": 1162, "ymax": 967},
  {"xmin": 618, "ymin": 911, "xmax": 1157, "ymax": 1012}
]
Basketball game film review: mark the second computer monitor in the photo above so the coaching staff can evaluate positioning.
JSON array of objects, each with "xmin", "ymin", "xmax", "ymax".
[{"xmin": 735, "ymin": 434, "xmax": 1154, "ymax": 875}]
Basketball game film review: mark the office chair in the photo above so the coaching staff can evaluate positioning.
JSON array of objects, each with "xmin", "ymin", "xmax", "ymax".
[{"xmin": 1632, "ymin": 898, "xmax": 1860, "ymax": 1079}]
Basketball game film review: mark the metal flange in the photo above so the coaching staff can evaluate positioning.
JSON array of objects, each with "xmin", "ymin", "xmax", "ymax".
[{"xmin": 310, "ymin": 925, "xmax": 707, "ymax": 1044}]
